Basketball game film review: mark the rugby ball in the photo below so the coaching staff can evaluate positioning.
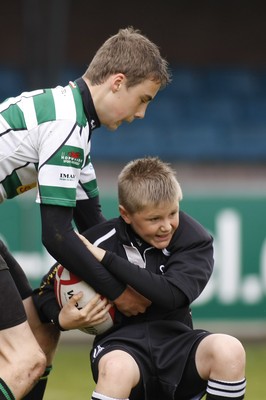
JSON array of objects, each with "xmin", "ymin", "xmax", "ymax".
[{"xmin": 54, "ymin": 264, "xmax": 115, "ymax": 335}]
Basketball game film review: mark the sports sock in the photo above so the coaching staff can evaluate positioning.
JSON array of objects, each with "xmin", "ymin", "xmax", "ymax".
[
  {"xmin": 91, "ymin": 391, "xmax": 129, "ymax": 400},
  {"xmin": 22, "ymin": 366, "xmax": 52, "ymax": 400},
  {"xmin": 0, "ymin": 378, "xmax": 15, "ymax": 400},
  {"xmin": 206, "ymin": 378, "xmax": 246, "ymax": 399}
]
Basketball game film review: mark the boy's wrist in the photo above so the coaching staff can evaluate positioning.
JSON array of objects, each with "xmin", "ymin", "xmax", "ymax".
[{"xmin": 51, "ymin": 312, "xmax": 66, "ymax": 331}]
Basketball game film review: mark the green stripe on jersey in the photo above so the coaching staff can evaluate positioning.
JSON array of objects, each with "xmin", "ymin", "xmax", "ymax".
[
  {"xmin": 82, "ymin": 178, "xmax": 99, "ymax": 198},
  {"xmin": 1, "ymin": 103, "xmax": 26, "ymax": 129},
  {"xmin": 39, "ymin": 186, "xmax": 76, "ymax": 206},
  {"xmin": 86, "ymin": 154, "xmax": 92, "ymax": 166},
  {"xmin": 1, "ymin": 172, "xmax": 36, "ymax": 199},
  {"xmin": 2, "ymin": 172, "xmax": 22, "ymax": 198},
  {"xmin": 33, "ymin": 89, "xmax": 56, "ymax": 124},
  {"xmin": 71, "ymin": 84, "xmax": 87, "ymax": 127}
]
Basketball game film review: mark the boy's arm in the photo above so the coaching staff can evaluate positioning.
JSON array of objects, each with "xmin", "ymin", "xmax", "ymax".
[
  {"xmin": 73, "ymin": 196, "xmax": 106, "ymax": 233},
  {"xmin": 33, "ymin": 224, "xmax": 150, "ymax": 325},
  {"xmin": 40, "ymin": 204, "xmax": 125, "ymax": 300},
  {"xmin": 113, "ymin": 286, "xmax": 151, "ymax": 316},
  {"xmin": 77, "ymin": 233, "xmax": 187, "ymax": 309},
  {"xmin": 78, "ymin": 230, "xmax": 213, "ymax": 309}
]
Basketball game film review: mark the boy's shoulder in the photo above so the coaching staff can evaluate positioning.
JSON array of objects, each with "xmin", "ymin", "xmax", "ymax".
[
  {"xmin": 176, "ymin": 211, "xmax": 213, "ymax": 243},
  {"xmin": 83, "ymin": 217, "xmax": 119, "ymax": 242}
]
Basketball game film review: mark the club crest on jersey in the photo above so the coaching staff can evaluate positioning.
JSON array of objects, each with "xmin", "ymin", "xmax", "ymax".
[
  {"xmin": 90, "ymin": 119, "xmax": 96, "ymax": 130},
  {"xmin": 159, "ymin": 265, "xmax": 165, "ymax": 274}
]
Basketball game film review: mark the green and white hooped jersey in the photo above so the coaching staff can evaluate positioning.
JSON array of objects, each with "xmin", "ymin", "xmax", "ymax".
[{"xmin": 0, "ymin": 82, "xmax": 99, "ymax": 206}]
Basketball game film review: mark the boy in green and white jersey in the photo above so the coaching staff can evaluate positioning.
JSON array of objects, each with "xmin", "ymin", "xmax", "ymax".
[
  {"xmin": 0, "ymin": 83, "xmax": 99, "ymax": 205},
  {"xmin": 0, "ymin": 27, "xmax": 170, "ymax": 400}
]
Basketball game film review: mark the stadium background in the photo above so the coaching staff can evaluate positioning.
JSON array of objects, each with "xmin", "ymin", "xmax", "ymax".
[{"xmin": 0, "ymin": 0, "xmax": 266, "ymax": 339}]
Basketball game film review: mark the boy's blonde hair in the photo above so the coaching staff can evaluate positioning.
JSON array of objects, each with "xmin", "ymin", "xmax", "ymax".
[
  {"xmin": 84, "ymin": 27, "xmax": 171, "ymax": 89},
  {"xmin": 118, "ymin": 157, "xmax": 183, "ymax": 213}
]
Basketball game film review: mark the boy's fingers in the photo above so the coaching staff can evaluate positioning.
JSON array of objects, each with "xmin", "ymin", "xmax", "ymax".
[{"xmin": 68, "ymin": 291, "xmax": 83, "ymax": 304}]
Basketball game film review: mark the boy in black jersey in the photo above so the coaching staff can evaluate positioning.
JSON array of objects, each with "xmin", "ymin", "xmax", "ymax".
[{"xmin": 33, "ymin": 157, "xmax": 246, "ymax": 400}]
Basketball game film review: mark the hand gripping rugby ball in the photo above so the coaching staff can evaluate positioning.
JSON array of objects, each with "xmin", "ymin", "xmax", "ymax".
[{"xmin": 54, "ymin": 264, "xmax": 115, "ymax": 335}]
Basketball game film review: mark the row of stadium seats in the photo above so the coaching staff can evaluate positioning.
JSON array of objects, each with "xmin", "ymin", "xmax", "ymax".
[
  {"xmin": 1, "ymin": 66, "xmax": 266, "ymax": 162},
  {"xmin": 169, "ymin": 68, "xmax": 266, "ymax": 97}
]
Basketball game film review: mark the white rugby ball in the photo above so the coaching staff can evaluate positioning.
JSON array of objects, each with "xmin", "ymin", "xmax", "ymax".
[{"xmin": 54, "ymin": 264, "xmax": 115, "ymax": 335}]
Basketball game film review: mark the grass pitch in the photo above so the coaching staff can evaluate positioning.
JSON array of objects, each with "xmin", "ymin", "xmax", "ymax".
[{"xmin": 45, "ymin": 340, "xmax": 266, "ymax": 399}]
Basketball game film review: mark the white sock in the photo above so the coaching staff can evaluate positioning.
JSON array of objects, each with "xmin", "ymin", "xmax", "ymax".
[{"xmin": 91, "ymin": 390, "xmax": 129, "ymax": 400}]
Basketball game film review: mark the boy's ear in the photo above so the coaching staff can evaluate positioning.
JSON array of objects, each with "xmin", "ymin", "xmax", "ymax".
[
  {"xmin": 119, "ymin": 205, "xmax": 131, "ymax": 224},
  {"xmin": 111, "ymin": 73, "xmax": 125, "ymax": 92}
]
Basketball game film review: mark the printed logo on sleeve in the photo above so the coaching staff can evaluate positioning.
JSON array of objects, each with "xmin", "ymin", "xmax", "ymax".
[
  {"xmin": 16, "ymin": 182, "xmax": 37, "ymax": 195},
  {"xmin": 59, "ymin": 172, "xmax": 76, "ymax": 181},
  {"xmin": 60, "ymin": 150, "xmax": 83, "ymax": 167},
  {"xmin": 47, "ymin": 146, "xmax": 84, "ymax": 168}
]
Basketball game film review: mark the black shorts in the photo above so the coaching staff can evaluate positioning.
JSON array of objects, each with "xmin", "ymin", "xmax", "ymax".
[
  {"xmin": 0, "ymin": 240, "xmax": 33, "ymax": 299},
  {"xmin": 0, "ymin": 241, "xmax": 32, "ymax": 330},
  {"xmin": 90, "ymin": 320, "xmax": 210, "ymax": 400}
]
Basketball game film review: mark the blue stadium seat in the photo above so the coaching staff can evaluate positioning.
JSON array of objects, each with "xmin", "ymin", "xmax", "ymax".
[
  {"xmin": 0, "ymin": 66, "xmax": 27, "ymax": 101},
  {"xmin": 1, "ymin": 65, "xmax": 266, "ymax": 162}
]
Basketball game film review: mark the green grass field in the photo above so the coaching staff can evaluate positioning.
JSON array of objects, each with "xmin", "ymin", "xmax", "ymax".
[{"xmin": 45, "ymin": 340, "xmax": 266, "ymax": 399}]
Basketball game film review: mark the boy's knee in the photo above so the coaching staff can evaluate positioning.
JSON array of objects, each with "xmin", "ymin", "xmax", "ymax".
[
  {"xmin": 210, "ymin": 334, "xmax": 246, "ymax": 380},
  {"xmin": 99, "ymin": 354, "xmax": 128, "ymax": 378},
  {"xmin": 196, "ymin": 334, "xmax": 246, "ymax": 380},
  {"xmin": 98, "ymin": 350, "xmax": 140, "ymax": 386},
  {"xmin": 28, "ymin": 349, "xmax": 47, "ymax": 384},
  {"xmin": 25, "ymin": 345, "xmax": 46, "ymax": 370},
  {"xmin": 217, "ymin": 335, "xmax": 245, "ymax": 358}
]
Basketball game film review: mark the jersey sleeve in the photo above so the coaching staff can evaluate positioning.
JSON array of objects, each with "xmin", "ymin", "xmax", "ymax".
[
  {"xmin": 36, "ymin": 120, "xmax": 93, "ymax": 206},
  {"xmin": 75, "ymin": 155, "xmax": 99, "ymax": 200}
]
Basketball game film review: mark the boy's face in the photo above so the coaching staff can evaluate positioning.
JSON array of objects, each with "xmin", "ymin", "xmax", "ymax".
[
  {"xmin": 120, "ymin": 200, "xmax": 180, "ymax": 249},
  {"xmin": 97, "ymin": 75, "xmax": 161, "ymax": 131}
]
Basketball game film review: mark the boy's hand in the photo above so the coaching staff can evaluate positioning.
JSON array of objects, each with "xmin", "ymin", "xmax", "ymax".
[
  {"xmin": 58, "ymin": 292, "xmax": 112, "ymax": 330},
  {"xmin": 114, "ymin": 286, "xmax": 151, "ymax": 317},
  {"xmin": 77, "ymin": 232, "xmax": 106, "ymax": 262}
]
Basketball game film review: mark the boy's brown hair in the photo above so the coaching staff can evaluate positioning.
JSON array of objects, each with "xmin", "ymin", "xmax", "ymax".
[
  {"xmin": 84, "ymin": 27, "xmax": 171, "ymax": 89},
  {"xmin": 118, "ymin": 157, "xmax": 182, "ymax": 213}
]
